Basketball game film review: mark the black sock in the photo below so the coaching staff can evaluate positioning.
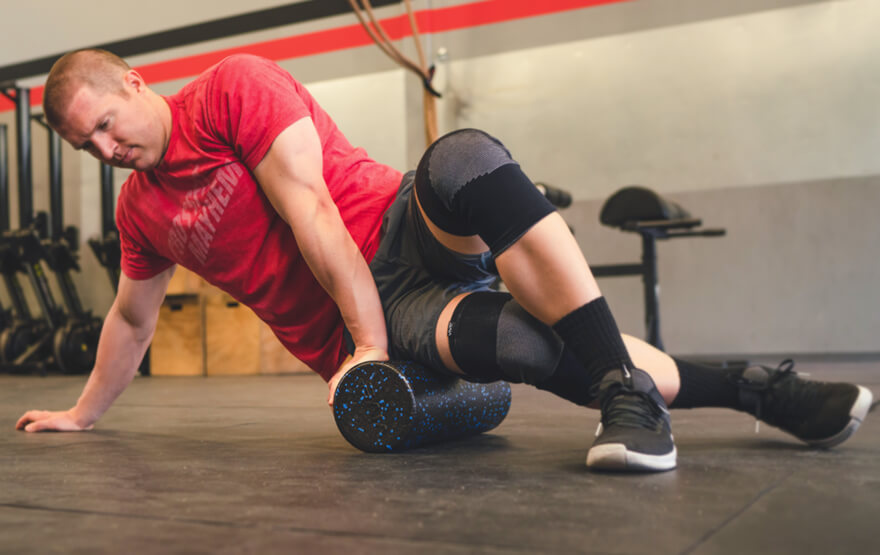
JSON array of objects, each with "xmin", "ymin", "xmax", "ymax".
[
  {"xmin": 550, "ymin": 297, "xmax": 633, "ymax": 388},
  {"xmin": 669, "ymin": 358, "xmax": 741, "ymax": 409}
]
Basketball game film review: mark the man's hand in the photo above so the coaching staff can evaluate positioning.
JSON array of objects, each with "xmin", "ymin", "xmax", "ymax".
[
  {"xmin": 12, "ymin": 269, "xmax": 173, "ymax": 434},
  {"xmin": 15, "ymin": 409, "xmax": 94, "ymax": 433},
  {"xmin": 327, "ymin": 346, "xmax": 389, "ymax": 406}
]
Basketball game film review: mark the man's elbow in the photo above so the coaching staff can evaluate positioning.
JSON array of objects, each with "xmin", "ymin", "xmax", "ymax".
[{"xmin": 112, "ymin": 296, "xmax": 159, "ymax": 342}]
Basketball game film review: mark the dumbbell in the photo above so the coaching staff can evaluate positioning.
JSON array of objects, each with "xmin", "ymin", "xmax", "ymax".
[{"xmin": 333, "ymin": 361, "xmax": 511, "ymax": 453}]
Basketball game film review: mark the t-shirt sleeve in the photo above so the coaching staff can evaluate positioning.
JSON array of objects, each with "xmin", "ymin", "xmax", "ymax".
[
  {"xmin": 206, "ymin": 55, "xmax": 313, "ymax": 171},
  {"xmin": 117, "ymin": 186, "xmax": 175, "ymax": 280}
]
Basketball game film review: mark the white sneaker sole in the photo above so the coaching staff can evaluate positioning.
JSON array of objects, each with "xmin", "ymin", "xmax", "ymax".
[
  {"xmin": 806, "ymin": 385, "xmax": 873, "ymax": 449},
  {"xmin": 586, "ymin": 443, "xmax": 677, "ymax": 472}
]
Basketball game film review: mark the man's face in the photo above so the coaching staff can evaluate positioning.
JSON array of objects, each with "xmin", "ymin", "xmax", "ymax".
[{"xmin": 56, "ymin": 75, "xmax": 166, "ymax": 171}]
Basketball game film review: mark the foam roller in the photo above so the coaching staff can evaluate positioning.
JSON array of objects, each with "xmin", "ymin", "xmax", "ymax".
[{"xmin": 332, "ymin": 361, "xmax": 512, "ymax": 452}]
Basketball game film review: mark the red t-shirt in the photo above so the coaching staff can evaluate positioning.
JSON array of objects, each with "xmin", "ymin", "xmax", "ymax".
[{"xmin": 116, "ymin": 54, "xmax": 402, "ymax": 380}]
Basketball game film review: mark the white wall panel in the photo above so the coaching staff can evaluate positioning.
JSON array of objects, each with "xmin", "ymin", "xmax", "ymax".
[
  {"xmin": 303, "ymin": 70, "xmax": 408, "ymax": 171},
  {"xmin": 435, "ymin": 0, "xmax": 880, "ymax": 200},
  {"xmin": 0, "ymin": 0, "xmax": 302, "ymax": 66}
]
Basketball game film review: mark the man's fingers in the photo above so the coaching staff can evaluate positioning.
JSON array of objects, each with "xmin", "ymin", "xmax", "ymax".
[
  {"xmin": 24, "ymin": 420, "xmax": 50, "ymax": 433},
  {"xmin": 16, "ymin": 410, "xmax": 45, "ymax": 430},
  {"xmin": 15, "ymin": 410, "xmax": 84, "ymax": 432},
  {"xmin": 327, "ymin": 352, "xmax": 387, "ymax": 407},
  {"xmin": 327, "ymin": 376, "xmax": 341, "ymax": 407}
]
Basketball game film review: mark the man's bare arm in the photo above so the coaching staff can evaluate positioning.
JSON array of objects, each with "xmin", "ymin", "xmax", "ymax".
[
  {"xmin": 253, "ymin": 117, "xmax": 388, "ymax": 402},
  {"xmin": 16, "ymin": 266, "xmax": 175, "ymax": 432}
]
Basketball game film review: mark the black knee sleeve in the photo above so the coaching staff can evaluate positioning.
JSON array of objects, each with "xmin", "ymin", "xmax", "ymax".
[
  {"xmin": 447, "ymin": 291, "xmax": 564, "ymax": 384},
  {"xmin": 415, "ymin": 129, "xmax": 556, "ymax": 256}
]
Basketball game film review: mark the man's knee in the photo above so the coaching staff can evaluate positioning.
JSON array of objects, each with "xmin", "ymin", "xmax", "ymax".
[
  {"xmin": 416, "ymin": 129, "xmax": 514, "ymax": 216},
  {"xmin": 447, "ymin": 291, "xmax": 564, "ymax": 384},
  {"xmin": 415, "ymin": 129, "xmax": 556, "ymax": 256}
]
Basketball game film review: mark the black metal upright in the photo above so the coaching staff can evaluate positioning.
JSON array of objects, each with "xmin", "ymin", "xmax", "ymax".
[
  {"xmin": 0, "ymin": 122, "xmax": 11, "ymax": 334},
  {"xmin": 0, "ymin": 119, "xmax": 31, "ymax": 321},
  {"xmin": 640, "ymin": 232, "xmax": 662, "ymax": 350},
  {"xmin": 591, "ymin": 231, "xmax": 665, "ymax": 351},
  {"xmin": 0, "ymin": 123, "xmax": 8, "ymax": 232},
  {"xmin": 15, "ymin": 87, "xmax": 32, "ymax": 229},
  {"xmin": 100, "ymin": 163, "xmax": 115, "ymax": 234},
  {"xmin": 89, "ymin": 162, "xmax": 122, "ymax": 292},
  {"xmin": 48, "ymin": 128, "xmax": 63, "ymax": 241}
]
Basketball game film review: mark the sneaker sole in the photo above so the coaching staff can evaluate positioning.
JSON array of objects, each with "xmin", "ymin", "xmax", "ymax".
[
  {"xmin": 586, "ymin": 444, "xmax": 677, "ymax": 472},
  {"xmin": 806, "ymin": 385, "xmax": 873, "ymax": 449}
]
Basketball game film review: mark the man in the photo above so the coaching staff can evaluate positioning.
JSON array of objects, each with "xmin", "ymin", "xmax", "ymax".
[{"xmin": 15, "ymin": 50, "xmax": 872, "ymax": 473}]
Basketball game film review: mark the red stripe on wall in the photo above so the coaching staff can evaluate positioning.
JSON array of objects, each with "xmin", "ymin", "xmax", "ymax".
[{"xmin": 0, "ymin": 0, "xmax": 629, "ymax": 112}]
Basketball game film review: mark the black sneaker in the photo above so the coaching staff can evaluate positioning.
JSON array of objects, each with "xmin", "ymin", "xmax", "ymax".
[
  {"xmin": 734, "ymin": 359, "xmax": 873, "ymax": 448},
  {"xmin": 587, "ymin": 366, "xmax": 677, "ymax": 472}
]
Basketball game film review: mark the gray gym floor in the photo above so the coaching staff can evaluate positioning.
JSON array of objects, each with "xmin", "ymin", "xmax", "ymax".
[{"xmin": 1, "ymin": 359, "xmax": 877, "ymax": 554}]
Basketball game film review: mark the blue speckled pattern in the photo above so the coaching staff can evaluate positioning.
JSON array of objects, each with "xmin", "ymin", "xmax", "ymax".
[{"xmin": 333, "ymin": 361, "xmax": 512, "ymax": 453}]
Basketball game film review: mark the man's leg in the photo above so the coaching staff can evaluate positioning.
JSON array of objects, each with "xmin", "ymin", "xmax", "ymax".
[
  {"xmin": 435, "ymin": 293, "xmax": 872, "ymax": 451},
  {"xmin": 413, "ymin": 129, "xmax": 675, "ymax": 471},
  {"xmin": 434, "ymin": 294, "xmax": 677, "ymax": 402},
  {"xmin": 414, "ymin": 129, "xmax": 871, "ymax": 470}
]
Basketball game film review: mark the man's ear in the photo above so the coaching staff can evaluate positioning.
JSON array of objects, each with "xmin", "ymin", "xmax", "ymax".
[{"xmin": 123, "ymin": 69, "xmax": 146, "ymax": 93}]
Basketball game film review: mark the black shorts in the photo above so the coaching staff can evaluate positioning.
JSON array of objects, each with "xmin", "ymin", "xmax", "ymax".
[{"xmin": 368, "ymin": 172, "xmax": 498, "ymax": 374}]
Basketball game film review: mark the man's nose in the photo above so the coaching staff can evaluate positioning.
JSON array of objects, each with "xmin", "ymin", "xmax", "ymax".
[{"xmin": 91, "ymin": 135, "xmax": 116, "ymax": 161}]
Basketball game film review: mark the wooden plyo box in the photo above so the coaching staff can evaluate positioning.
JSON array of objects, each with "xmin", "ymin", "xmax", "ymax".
[
  {"xmin": 202, "ymin": 283, "xmax": 311, "ymax": 375},
  {"xmin": 151, "ymin": 294, "xmax": 205, "ymax": 376},
  {"xmin": 165, "ymin": 266, "xmax": 203, "ymax": 296},
  {"xmin": 205, "ymin": 293, "xmax": 261, "ymax": 376},
  {"xmin": 152, "ymin": 280, "xmax": 314, "ymax": 377},
  {"xmin": 259, "ymin": 322, "xmax": 312, "ymax": 375}
]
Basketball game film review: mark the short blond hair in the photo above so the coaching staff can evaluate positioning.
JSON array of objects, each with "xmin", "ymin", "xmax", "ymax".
[{"xmin": 43, "ymin": 49, "xmax": 132, "ymax": 129}]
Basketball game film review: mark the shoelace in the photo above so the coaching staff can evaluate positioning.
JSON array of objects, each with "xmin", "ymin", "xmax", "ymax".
[
  {"xmin": 733, "ymin": 359, "xmax": 817, "ymax": 433},
  {"xmin": 594, "ymin": 380, "xmax": 668, "ymax": 432}
]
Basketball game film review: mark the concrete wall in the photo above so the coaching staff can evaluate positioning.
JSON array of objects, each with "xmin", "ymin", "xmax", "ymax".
[{"xmin": 1, "ymin": 0, "xmax": 877, "ymax": 357}]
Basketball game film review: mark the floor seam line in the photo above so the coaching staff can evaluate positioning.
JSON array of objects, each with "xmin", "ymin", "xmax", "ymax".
[{"xmin": 677, "ymin": 470, "xmax": 795, "ymax": 555}]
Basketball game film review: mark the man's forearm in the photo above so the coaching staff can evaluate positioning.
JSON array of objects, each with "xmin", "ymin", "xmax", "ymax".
[
  {"xmin": 297, "ymin": 200, "xmax": 387, "ymax": 353},
  {"xmin": 71, "ymin": 303, "xmax": 155, "ymax": 427},
  {"xmin": 334, "ymin": 246, "xmax": 387, "ymax": 352}
]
